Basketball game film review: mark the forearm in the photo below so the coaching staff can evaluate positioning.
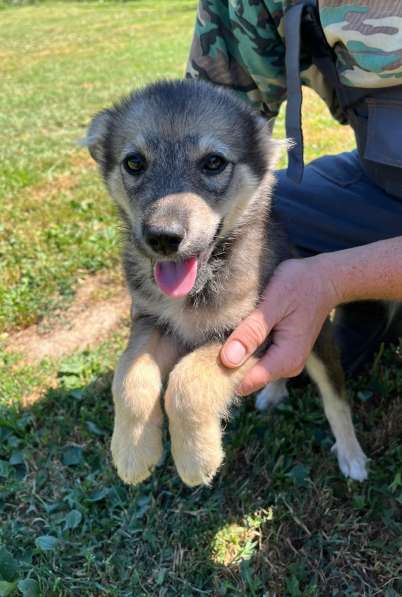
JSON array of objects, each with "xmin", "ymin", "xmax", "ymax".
[{"xmin": 315, "ymin": 236, "xmax": 402, "ymax": 305}]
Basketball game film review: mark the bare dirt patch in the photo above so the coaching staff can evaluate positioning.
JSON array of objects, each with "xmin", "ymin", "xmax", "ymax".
[{"xmin": 6, "ymin": 270, "xmax": 130, "ymax": 365}]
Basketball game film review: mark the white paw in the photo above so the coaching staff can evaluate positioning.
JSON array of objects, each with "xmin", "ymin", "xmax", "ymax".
[
  {"xmin": 256, "ymin": 379, "xmax": 289, "ymax": 411},
  {"xmin": 331, "ymin": 442, "xmax": 369, "ymax": 482},
  {"xmin": 111, "ymin": 422, "xmax": 163, "ymax": 485}
]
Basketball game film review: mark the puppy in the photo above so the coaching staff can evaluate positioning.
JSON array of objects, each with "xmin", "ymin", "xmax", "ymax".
[{"xmin": 86, "ymin": 79, "xmax": 368, "ymax": 486}]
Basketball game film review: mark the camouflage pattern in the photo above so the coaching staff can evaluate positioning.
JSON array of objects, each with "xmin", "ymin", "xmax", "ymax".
[
  {"xmin": 186, "ymin": 1, "xmax": 402, "ymax": 119},
  {"xmin": 186, "ymin": 0, "xmax": 288, "ymax": 118},
  {"xmin": 320, "ymin": 1, "xmax": 402, "ymax": 88}
]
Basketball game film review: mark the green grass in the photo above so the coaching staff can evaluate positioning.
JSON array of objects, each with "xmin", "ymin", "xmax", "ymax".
[
  {"xmin": 1, "ymin": 1, "xmax": 401, "ymax": 595},
  {"xmin": 1, "ymin": 340, "xmax": 401, "ymax": 595}
]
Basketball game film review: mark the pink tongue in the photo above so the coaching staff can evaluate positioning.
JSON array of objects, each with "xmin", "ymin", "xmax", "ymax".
[{"xmin": 154, "ymin": 257, "xmax": 198, "ymax": 298}]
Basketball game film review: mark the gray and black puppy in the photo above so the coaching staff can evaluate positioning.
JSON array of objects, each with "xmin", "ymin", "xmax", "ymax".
[{"xmin": 86, "ymin": 79, "xmax": 368, "ymax": 486}]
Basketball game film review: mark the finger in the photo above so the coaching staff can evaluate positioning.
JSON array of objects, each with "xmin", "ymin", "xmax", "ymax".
[
  {"xmin": 220, "ymin": 309, "xmax": 273, "ymax": 369},
  {"xmin": 235, "ymin": 360, "xmax": 272, "ymax": 396},
  {"xmin": 236, "ymin": 343, "xmax": 305, "ymax": 396}
]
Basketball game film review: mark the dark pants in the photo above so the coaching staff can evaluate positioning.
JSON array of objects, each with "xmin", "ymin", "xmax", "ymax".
[{"xmin": 273, "ymin": 150, "xmax": 402, "ymax": 372}]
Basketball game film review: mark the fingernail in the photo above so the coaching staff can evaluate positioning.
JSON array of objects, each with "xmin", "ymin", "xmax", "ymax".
[{"xmin": 223, "ymin": 340, "xmax": 246, "ymax": 366}]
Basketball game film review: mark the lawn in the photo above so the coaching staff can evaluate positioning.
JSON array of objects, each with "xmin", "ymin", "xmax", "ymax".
[{"xmin": 0, "ymin": 1, "xmax": 401, "ymax": 595}]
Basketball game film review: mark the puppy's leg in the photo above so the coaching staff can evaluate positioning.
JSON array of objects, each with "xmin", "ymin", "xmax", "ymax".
[
  {"xmin": 306, "ymin": 324, "xmax": 368, "ymax": 481},
  {"xmin": 255, "ymin": 379, "xmax": 289, "ymax": 411},
  {"xmin": 165, "ymin": 343, "xmax": 257, "ymax": 487},
  {"xmin": 111, "ymin": 318, "xmax": 179, "ymax": 484}
]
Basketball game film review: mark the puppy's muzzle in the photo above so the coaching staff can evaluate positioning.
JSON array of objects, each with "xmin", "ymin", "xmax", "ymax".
[{"xmin": 143, "ymin": 223, "xmax": 185, "ymax": 257}]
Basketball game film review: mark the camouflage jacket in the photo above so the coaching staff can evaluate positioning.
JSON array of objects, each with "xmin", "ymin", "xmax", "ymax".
[{"xmin": 186, "ymin": 1, "xmax": 402, "ymax": 121}]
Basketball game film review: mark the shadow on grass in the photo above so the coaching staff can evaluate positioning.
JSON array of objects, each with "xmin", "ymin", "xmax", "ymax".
[{"xmin": 1, "ymin": 347, "xmax": 402, "ymax": 595}]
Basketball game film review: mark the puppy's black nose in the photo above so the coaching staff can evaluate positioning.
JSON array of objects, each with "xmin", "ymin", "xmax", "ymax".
[{"xmin": 143, "ymin": 225, "xmax": 184, "ymax": 256}]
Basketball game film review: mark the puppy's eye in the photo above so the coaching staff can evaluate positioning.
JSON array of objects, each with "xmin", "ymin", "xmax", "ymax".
[
  {"xmin": 123, "ymin": 153, "xmax": 147, "ymax": 175},
  {"xmin": 201, "ymin": 154, "xmax": 228, "ymax": 175}
]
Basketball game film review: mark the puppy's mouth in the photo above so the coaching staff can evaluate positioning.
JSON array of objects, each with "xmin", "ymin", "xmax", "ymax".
[
  {"xmin": 154, "ymin": 256, "xmax": 198, "ymax": 299},
  {"xmin": 152, "ymin": 219, "xmax": 223, "ymax": 299}
]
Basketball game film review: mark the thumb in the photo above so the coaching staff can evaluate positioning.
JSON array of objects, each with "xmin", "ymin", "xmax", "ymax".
[{"xmin": 220, "ymin": 308, "xmax": 273, "ymax": 368}]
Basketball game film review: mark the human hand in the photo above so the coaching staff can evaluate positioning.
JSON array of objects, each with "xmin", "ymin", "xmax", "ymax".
[{"xmin": 220, "ymin": 256, "xmax": 340, "ymax": 395}]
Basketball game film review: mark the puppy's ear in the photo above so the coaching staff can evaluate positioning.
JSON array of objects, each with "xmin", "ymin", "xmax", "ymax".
[
  {"xmin": 83, "ymin": 109, "xmax": 113, "ymax": 163},
  {"xmin": 255, "ymin": 116, "xmax": 292, "ymax": 170}
]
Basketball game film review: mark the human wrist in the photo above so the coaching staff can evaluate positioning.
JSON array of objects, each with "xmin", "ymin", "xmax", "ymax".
[{"xmin": 307, "ymin": 252, "xmax": 346, "ymax": 310}]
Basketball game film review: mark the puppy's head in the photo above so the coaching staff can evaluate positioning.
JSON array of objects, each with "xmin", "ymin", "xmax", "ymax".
[{"xmin": 86, "ymin": 79, "xmax": 280, "ymax": 299}]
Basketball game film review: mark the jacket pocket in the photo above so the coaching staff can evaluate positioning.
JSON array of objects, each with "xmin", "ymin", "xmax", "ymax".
[{"xmin": 365, "ymin": 100, "xmax": 402, "ymax": 169}]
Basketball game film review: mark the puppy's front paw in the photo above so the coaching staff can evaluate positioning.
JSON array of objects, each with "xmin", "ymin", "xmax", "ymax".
[
  {"xmin": 170, "ymin": 426, "xmax": 224, "ymax": 487},
  {"xmin": 111, "ymin": 418, "xmax": 163, "ymax": 485},
  {"xmin": 331, "ymin": 442, "xmax": 369, "ymax": 482},
  {"xmin": 165, "ymin": 383, "xmax": 225, "ymax": 487}
]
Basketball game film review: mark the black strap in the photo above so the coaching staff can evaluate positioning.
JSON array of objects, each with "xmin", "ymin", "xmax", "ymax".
[{"xmin": 284, "ymin": 2, "xmax": 305, "ymax": 183}]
